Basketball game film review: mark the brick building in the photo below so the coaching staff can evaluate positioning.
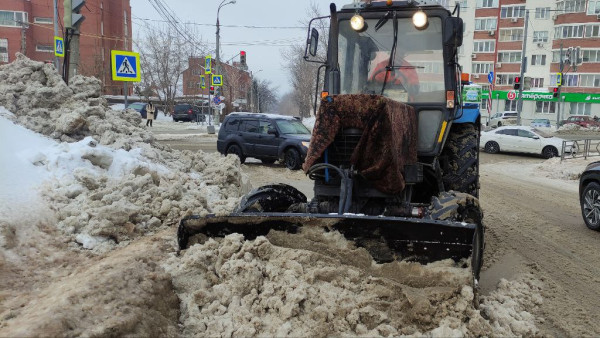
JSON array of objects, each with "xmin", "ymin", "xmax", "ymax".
[
  {"xmin": 459, "ymin": 0, "xmax": 600, "ymax": 122},
  {"xmin": 182, "ymin": 56, "xmax": 253, "ymax": 113},
  {"xmin": 0, "ymin": 0, "xmax": 132, "ymax": 94}
]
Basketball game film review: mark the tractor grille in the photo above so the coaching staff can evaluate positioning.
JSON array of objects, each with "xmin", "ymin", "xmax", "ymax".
[{"xmin": 327, "ymin": 128, "xmax": 362, "ymax": 166}]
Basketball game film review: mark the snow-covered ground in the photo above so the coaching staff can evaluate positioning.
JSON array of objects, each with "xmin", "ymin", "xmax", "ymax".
[{"xmin": 1, "ymin": 54, "xmax": 598, "ymax": 336}]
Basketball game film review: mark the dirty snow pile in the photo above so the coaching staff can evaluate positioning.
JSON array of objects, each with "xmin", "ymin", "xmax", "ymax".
[
  {"xmin": 0, "ymin": 54, "xmax": 247, "ymax": 251},
  {"xmin": 165, "ymin": 229, "xmax": 543, "ymax": 337}
]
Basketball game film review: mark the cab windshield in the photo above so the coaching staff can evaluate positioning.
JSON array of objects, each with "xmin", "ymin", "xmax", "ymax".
[
  {"xmin": 338, "ymin": 16, "xmax": 445, "ymax": 103},
  {"xmin": 275, "ymin": 119, "xmax": 311, "ymax": 134}
]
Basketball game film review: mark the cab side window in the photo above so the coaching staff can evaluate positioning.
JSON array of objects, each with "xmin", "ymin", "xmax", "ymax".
[
  {"xmin": 259, "ymin": 120, "xmax": 273, "ymax": 134},
  {"xmin": 517, "ymin": 130, "xmax": 536, "ymax": 138}
]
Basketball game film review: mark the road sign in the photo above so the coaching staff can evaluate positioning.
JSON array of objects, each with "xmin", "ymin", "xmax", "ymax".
[
  {"xmin": 507, "ymin": 90, "xmax": 517, "ymax": 101},
  {"xmin": 205, "ymin": 55, "xmax": 212, "ymax": 74},
  {"xmin": 111, "ymin": 50, "xmax": 141, "ymax": 82},
  {"xmin": 201, "ymin": 76, "xmax": 206, "ymax": 89},
  {"xmin": 211, "ymin": 74, "xmax": 223, "ymax": 86},
  {"xmin": 54, "ymin": 37, "xmax": 65, "ymax": 57},
  {"xmin": 487, "ymin": 71, "xmax": 494, "ymax": 84},
  {"xmin": 213, "ymin": 96, "xmax": 221, "ymax": 105}
]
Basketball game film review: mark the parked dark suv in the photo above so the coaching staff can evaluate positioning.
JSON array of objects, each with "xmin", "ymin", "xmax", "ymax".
[
  {"xmin": 217, "ymin": 113, "xmax": 311, "ymax": 170},
  {"xmin": 172, "ymin": 104, "xmax": 203, "ymax": 122}
]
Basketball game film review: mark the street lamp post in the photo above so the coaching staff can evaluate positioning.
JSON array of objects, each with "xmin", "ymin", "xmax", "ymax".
[{"xmin": 215, "ymin": 0, "xmax": 236, "ymax": 122}]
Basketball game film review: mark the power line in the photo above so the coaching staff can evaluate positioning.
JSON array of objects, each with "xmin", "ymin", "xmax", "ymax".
[{"xmin": 131, "ymin": 16, "xmax": 306, "ymax": 29}]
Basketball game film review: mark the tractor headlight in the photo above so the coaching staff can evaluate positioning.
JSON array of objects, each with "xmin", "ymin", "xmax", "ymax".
[
  {"xmin": 413, "ymin": 10, "xmax": 428, "ymax": 29},
  {"xmin": 350, "ymin": 14, "xmax": 365, "ymax": 31}
]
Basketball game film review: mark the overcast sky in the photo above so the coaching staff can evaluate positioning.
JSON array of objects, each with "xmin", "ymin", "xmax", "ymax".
[{"xmin": 130, "ymin": 0, "xmax": 338, "ymax": 96}]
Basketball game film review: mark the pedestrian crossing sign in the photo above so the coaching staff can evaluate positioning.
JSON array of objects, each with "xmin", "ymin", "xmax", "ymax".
[
  {"xmin": 201, "ymin": 76, "xmax": 206, "ymax": 89},
  {"xmin": 111, "ymin": 50, "xmax": 141, "ymax": 82},
  {"xmin": 54, "ymin": 36, "xmax": 64, "ymax": 57},
  {"xmin": 205, "ymin": 55, "xmax": 212, "ymax": 74},
  {"xmin": 211, "ymin": 74, "xmax": 223, "ymax": 86}
]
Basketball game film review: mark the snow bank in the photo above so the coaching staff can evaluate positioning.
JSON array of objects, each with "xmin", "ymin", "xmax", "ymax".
[
  {"xmin": 0, "ymin": 54, "xmax": 247, "ymax": 251},
  {"xmin": 166, "ymin": 231, "xmax": 543, "ymax": 337}
]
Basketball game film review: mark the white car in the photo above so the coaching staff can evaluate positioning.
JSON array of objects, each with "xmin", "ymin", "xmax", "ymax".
[
  {"xmin": 488, "ymin": 111, "xmax": 518, "ymax": 128},
  {"xmin": 481, "ymin": 126, "xmax": 574, "ymax": 158}
]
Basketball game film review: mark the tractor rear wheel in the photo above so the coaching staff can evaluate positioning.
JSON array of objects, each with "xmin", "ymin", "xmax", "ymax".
[{"xmin": 441, "ymin": 123, "xmax": 479, "ymax": 198}]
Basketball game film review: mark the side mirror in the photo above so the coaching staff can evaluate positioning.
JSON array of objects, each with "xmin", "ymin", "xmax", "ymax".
[
  {"xmin": 443, "ymin": 17, "xmax": 463, "ymax": 48},
  {"xmin": 268, "ymin": 128, "xmax": 278, "ymax": 136},
  {"xmin": 533, "ymin": 136, "xmax": 540, "ymax": 139},
  {"xmin": 309, "ymin": 28, "xmax": 319, "ymax": 56}
]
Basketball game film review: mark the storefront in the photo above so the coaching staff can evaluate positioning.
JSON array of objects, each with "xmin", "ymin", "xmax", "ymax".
[{"xmin": 480, "ymin": 90, "xmax": 600, "ymax": 125}]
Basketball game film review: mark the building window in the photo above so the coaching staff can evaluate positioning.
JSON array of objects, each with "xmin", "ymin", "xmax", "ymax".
[
  {"xmin": 497, "ymin": 51, "xmax": 522, "ymax": 63},
  {"xmin": 554, "ymin": 25, "xmax": 585, "ymax": 39},
  {"xmin": 496, "ymin": 73, "xmax": 519, "ymax": 85},
  {"xmin": 557, "ymin": 0, "xmax": 586, "ymax": 13},
  {"xmin": 499, "ymin": 28, "xmax": 523, "ymax": 42},
  {"xmin": 536, "ymin": 101, "xmax": 556, "ymax": 114},
  {"xmin": 582, "ymin": 49, "xmax": 600, "ymax": 62},
  {"xmin": 531, "ymin": 55, "xmax": 547, "ymax": 66},
  {"xmin": 456, "ymin": 0, "xmax": 468, "ymax": 10},
  {"xmin": 585, "ymin": 24, "xmax": 600, "ymax": 38},
  {"xmin": 474, "ymin": 18, "xmax": 497, "ymax": 31},
  {"xmin": 570, "ymin": 102, "xmax": 592, "ymax": 115},
  {"xmin": 473, "ymin": 40, "xmax": 495, "ymax": 53},
  {"xmin": 580, "ymin": 74, "xmax": 600, "ymax": 87},
  {"xmin": 476, "ymin": 0, "xmax": 498, "ymax": 8},
  {"xmin": 0, "ymin": 39, "xmax": 7, "ymax": 62},
  {"xmin": 500, "ymin": 5, "xmax": 525, "ymax": 18},
  {"xmin": 588, "ymin": 1, "xmax": 600, "ymax": 14},
  {"xmin": 504, "ymin": 100, "xmax": 517, "ymax": 111},
  {"xmin": 533, "ymin": 31, "xmax": 549, "ymax": 43},
  {"xmin": 472, "ymin": 62, "xmax": 493, "ymax": 74},
  {"xmin": 535, "ymin": 7, "xmax": 550, "ymax": 19},
  {"xmin": 0, "ymin": 11, "xmax": 28, "ymax": 27},
  {"xmin": 531, "ymin": 77, "xmax": 544, "ymax": 87},
  {"xmin": 550, "ymin": 73, "xmax": 578, "ymax": 86},
  {"xmin": 36, "ymin": 45, "xmax": 53, "ymax": 53},
  {"xmin": 34, "ymin": 17, "xmax": 52, "ymax": 24}
]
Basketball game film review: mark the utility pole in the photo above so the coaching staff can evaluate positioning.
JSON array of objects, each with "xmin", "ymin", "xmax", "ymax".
[
  {"xmin": 20, "ymin": 20, "xmax": 27, "ymax": 55},
  {"xmin": 516, "ymin": 9, "xmax": 529, "ymax": 126},
  {"xmin": 53, "ymin": 0, "xmax": 60, "ymax": 72},
  {"xmin": 123, "ymin": 9, "xmax": 128, "ymax": 108},
  {"xmin": 556, "ymin": 43, "xmax": 564, "ymax": 130}
]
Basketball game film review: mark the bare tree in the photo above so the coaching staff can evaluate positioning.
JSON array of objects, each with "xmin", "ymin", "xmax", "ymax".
[
  {"xmin": 281, "ymin": 3, "xmax": 329, "ymax": 118},
  {"xmin": 135, "ymin": 23, "xmax": 206, "ymax": 114},
  {"xmin": 276, "ymin": 92, "xmax": 301, "ymax": 117},
  {"xmin": 253, "ymin": 78, "xmax": 278, "ymax": 114}
]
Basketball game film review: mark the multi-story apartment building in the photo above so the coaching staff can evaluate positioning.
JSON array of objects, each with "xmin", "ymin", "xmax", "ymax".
[
  {"xmin": 459, "ymin": 0, "xmax": 600, "ymax": 123},
  {"xmin": 0, "ymin": 0, "xmax": 132, "ymax": 94}
]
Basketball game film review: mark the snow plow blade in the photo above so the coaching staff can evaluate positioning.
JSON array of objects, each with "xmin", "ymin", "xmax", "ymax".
[{"xmin": 177, "ymin": 212, "xmax": 483, "ymax": 279}]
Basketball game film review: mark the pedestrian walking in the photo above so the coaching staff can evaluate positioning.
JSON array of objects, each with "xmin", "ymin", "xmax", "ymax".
[{"xmin": 146, "ymin": 101, "xmax": 156, "ymax": 127}]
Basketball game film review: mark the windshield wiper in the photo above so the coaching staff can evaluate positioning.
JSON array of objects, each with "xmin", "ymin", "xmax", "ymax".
[
  {"xmin": 374, "ymin": 11, "xmax": 392, "ymax": 31},
  {"xmin": 386, "ymin": 65, "xmax": 424, "ymax": 69},
  {"xmin": 380, "ymin": 11, "xmax": 398, "ymax": 96}
]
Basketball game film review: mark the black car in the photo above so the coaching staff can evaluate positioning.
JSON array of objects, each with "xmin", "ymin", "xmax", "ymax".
[
  {"xmin": 127, "ymin": 102, "xmax": 147, "ymax": 119},
  {"xmin": 579, "ymin": 161, "xmax": 600, "ymax": 230},
  {"xmin": 217, "ymin": 113, "xmax": 311, "ymax": 170},
  {"xmin": 172, "ymin": 104, "xmax": 202, "ymax": 122}
]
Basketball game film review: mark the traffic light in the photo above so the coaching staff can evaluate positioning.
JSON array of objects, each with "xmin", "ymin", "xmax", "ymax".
[
  {"xmin": 240, "ymin": 51, "xmax": 246, "ymax": 65},
  {"xmin": 513, "ymin": 76, "xmax": 521, "ymax": 90},
  {"xmin": 63, "ymin": 0, "xmax": 86, "ymax": 29},
  {"xmin": 553, "ymin": 87, "xmax": 559, "ymax": 98},
  {"xmin": 209, "ymin": 86, "xmax": 215, "ymax": 95}
]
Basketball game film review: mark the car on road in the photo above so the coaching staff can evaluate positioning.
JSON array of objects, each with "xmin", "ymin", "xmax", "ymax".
[
  {"xmin": 488, "ymin": 111, "xmax": 518, "ymax": 128},
  {"xmin": 579, "ymin": 161, "xmax": 600, "ymax": 231},
  {"xmin": 217, "ymin": 112, "xmax": 311, "ymax": 170},
  {"xmin": 530, "ymin": 118, "xmax": 551, "ymax": 128},
  {"xmin": 172, "ymin": 104, "xmax": 203, "ymax": 122},
  {"xmin": 560, "ymin": 115, "xmax": 600, "ymax": 128},
  {"xmin": 481, "ymin": 125, "xmax": 574, "ymax": 158},
  {"xmin": 127, "ymin": 102, "xmax": 147, "ymax": 119}
]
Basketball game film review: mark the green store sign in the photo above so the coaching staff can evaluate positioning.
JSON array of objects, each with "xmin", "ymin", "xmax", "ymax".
[{"xmin": 482, "ymin": 91, "xmax": 600, "ymax": 104}]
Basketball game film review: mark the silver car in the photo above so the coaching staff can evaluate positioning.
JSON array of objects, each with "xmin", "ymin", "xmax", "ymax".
[{"xmin": 530, "ymin": 118, "xmax": 551, "ymax": 128}]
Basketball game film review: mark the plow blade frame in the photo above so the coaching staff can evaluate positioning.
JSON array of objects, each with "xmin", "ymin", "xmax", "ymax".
[{"xmin": 178, "ymin": 213, "xmax": 483, "ymax": 278}]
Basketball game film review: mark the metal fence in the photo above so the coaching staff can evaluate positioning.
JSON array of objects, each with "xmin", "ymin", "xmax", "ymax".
[{"xmin": 561, "ymin": 139, "xmax": 600, "ymax": 161}]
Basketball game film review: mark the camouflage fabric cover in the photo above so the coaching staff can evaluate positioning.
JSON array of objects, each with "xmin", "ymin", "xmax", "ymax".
[{"xmin": 303, "ymin": 94, "xmax": 418, "ymax": 194}]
